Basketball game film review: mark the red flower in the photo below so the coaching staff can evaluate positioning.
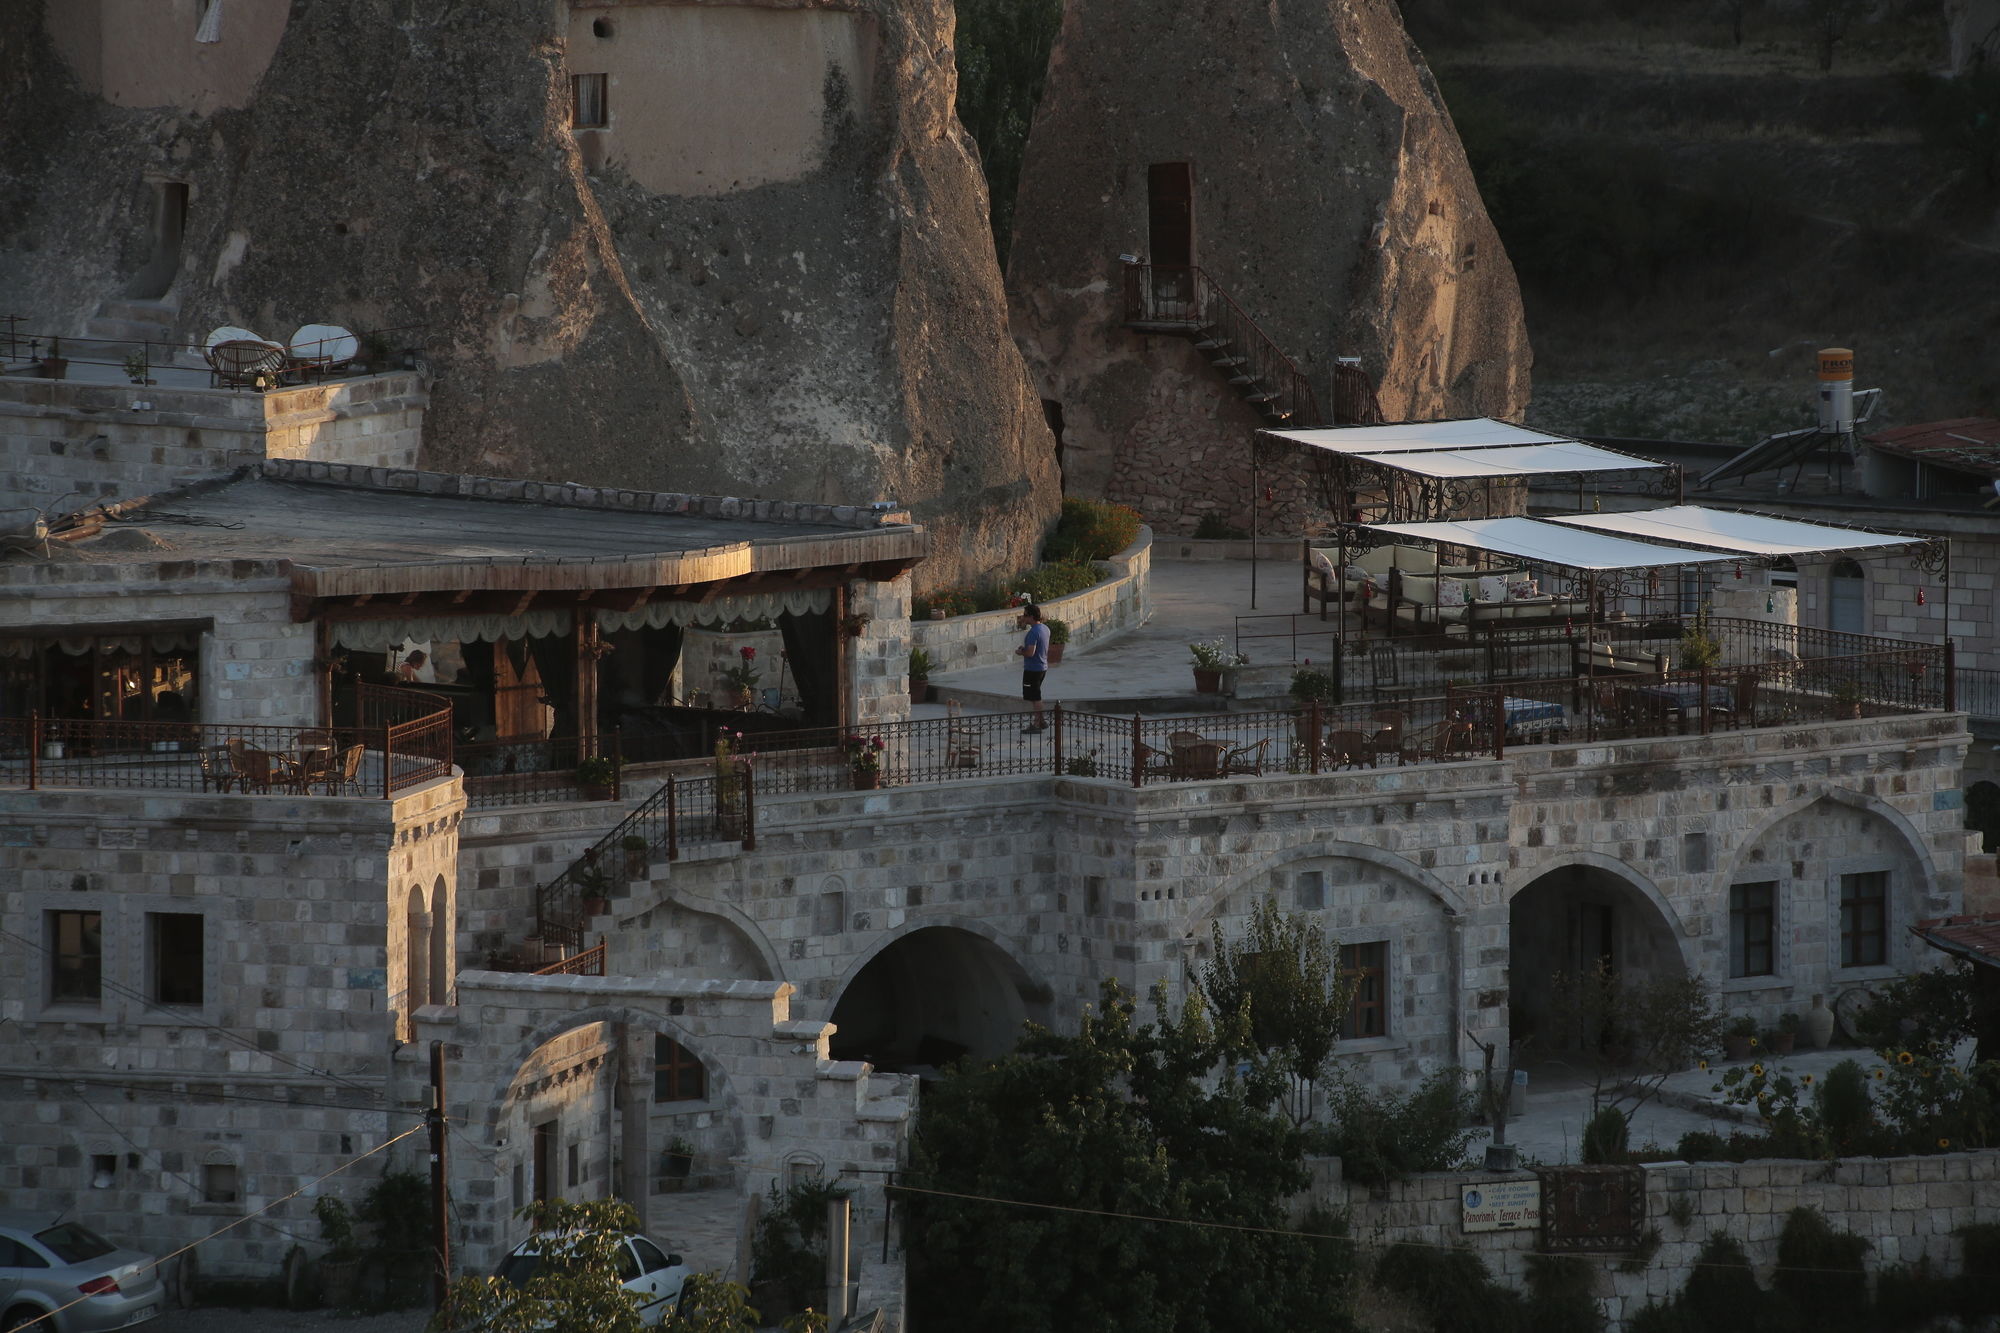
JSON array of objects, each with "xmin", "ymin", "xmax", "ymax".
[{"xmin": 741, "ymin": 646, "xmax": 756, "ymax": 661}]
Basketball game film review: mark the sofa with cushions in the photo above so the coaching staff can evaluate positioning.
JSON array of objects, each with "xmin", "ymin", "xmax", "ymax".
[
  {"xmin": 1383, "ymin": 568, "xmax": 1589, "ymax": 634},
  {"xmin": 1303, "ymin": 544, "xmax": 1482, "ymax": 618}
]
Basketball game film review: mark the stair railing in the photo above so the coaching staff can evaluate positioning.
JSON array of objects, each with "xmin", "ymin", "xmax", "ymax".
[{"xmin": 1121, "ymin": 261, "xmax": 1324, "ymax": 427}]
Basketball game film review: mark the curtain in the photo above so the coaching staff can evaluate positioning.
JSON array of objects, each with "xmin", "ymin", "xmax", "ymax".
[
  {"xmin": 779, "ymin": 609, "xmax": 838, "ymax": 730},
  {"xmin": 327, "ymin": 610, "xmax": 571, "ymax": 653},
  {"xmin": 527, "ymin": 631, "xmax": 578, "ymax": 739},
  {"xmin": 597, "ymin": 589, "xmax": 831, "ymax": 633}
]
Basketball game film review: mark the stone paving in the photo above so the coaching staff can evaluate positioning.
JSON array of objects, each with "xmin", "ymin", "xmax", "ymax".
[{"xmin": 646, "ymin": 1185, "xmax": 746, "ymax": 1280}]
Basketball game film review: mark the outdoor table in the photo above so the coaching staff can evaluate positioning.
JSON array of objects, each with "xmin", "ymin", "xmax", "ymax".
[{"xmin": 1501, "ymin": 697, "xmax": 1568, "ymax": 742}]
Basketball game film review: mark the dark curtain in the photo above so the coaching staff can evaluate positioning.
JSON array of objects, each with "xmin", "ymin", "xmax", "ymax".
[
  {"xmin": 526, "ymin": 631, "xmax": 578, "ymax": 738},
  {"xmin": 597, "ymin": 624, "xmax": 684, "ymax": 733},
  {"xmin": 779, "ymin": 609, "xmax": 839, "ymax": 730}
]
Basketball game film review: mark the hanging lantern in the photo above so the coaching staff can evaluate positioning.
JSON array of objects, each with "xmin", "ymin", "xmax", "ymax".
[
  {"xmin": 1734, "ymin": 563, "xmax": 1744, "ymax": 580},
  {"xmin": 1647, "ymin": 569, "xmax": 1660, "ymax": 596},
  {"xmin": 1916, "ymin": 587, "xmax": 1927, "ymax": 607},
  {"xmin": 1766, "ymin": 592, "xmax": 1775, "ymax": 614}
]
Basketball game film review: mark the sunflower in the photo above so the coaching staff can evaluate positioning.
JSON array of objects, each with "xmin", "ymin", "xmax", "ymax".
[
  {"xmin": 1939, "ymin": 1137, "xmax": 1952, "ymax": 1149},
  {"xmin": 1801, "ymin": 1074, "xmax": 1814, "ymax": 1087},
  {"xmin": 1898, "ymin": 1050, "xmax": 1916, "ymax": 1065},
  {"xmin": 1698, "ymin": 1059, "xmax": 1709, "ymax": 1071},
  {"xmin": 1751, "ymin": 1064, "xmax": 1765, "ymax": 1077},
  {"xmin": 1874, "ymin": 1069, "xmax": 1886, "ymax": 1080}
]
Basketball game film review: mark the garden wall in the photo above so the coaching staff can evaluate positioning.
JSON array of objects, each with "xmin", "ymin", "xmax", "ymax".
[
  {"xmin": 910, "ymin": 526, "xmax": 1152, "ymax": 673},
  {"xmin": 1324, "ymin": 1149, "xmax": 2000, "ymax": 1329}
]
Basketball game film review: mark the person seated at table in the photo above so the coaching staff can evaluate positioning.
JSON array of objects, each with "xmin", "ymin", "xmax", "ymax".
[{"xmin": 397, "ymin": 649, "xmax": 427, "ymax": 683}]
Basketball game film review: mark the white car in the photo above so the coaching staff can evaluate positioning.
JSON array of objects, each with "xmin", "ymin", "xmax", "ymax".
[{"xmin": 493, "ymin": 1231, "xmax": 690, "ymax": 1326}]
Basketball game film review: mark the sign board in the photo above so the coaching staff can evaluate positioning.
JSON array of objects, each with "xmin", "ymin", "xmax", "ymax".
[
  {"xmin": 1460, "ymin": 1178, "xmax": 1541, "ymax": 1234},
  {"xmin": 1537, "ymin": 1165, "xmax": 1648, "ymax": 1252}
]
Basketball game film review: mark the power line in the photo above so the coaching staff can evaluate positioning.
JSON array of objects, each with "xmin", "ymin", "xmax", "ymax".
[
  {"xmin": 15, "ymin": 1122, "xmax": 428, "ymax": 1333},
  {"xmin": 0, "ymin": 926, "xmax": 384, "ymax": 1099}
]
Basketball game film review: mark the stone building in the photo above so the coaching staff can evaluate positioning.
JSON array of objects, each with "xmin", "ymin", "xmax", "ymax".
[
  {"xmin": 2, "ymin": 0, "xmax": 1059, "ymax": 589},
  {"xmin": 1006, "ymin": 0, "xmax": 1533, "ymax": 535}
]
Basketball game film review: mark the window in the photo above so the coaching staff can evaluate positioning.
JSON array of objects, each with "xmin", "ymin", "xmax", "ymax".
[
  {"xmin": 567, "ymin": 1142, "xmax": 580, "ymax": 1189},
  {"xmin": 148, "ymin": 912, "xmax": 204, "ymax": 1007},
  {"xmin": 633, "ymin": 1237, "xmax": 670, "ymax": 1273},
  {"xmin": 1729, "ymin": 882, "xmax": 1776, "ymax": 977},
  {"xmin": 48, "ymin": 910, "xmax": 102, "ymax": 1005},
  {"xmin": 1340, "ymin": 942, "xmax": 1387, "ymax": 1040},
  {"xmin": 1840, "ymin": 871, "xmax": 1887, "ymax": 967},
  {"xmin": 571, "ymin": 73, "xmax": 608, "ymax": 129},
  {"xmin": 654, "ymin": 1036, "xmax": 706, "ymax": 1103},
  {"xmin": 201, "ymin": 1164, "xmax": 239, "ymax": 1205},
  {"xmin": 1296, "ymin": 870, "xmax": 1326, "ymax": 912}
]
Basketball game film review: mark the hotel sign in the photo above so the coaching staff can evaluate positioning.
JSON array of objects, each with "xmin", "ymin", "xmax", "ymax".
[{"xmin": 1460, "ymin": 1178, "xmax": 1541, "ymax": 1233}]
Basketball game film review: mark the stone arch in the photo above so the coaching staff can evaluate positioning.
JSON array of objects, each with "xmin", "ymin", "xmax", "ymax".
[
  {"xmin": 659, "ymin": 882, "xmax": 783, "ymax": 982},
  {"xmin": 429, "ymin": 874, "xmax": 452, "ymax": 1006},
  {"xmin": 1183, "ymin": 839, "xmax": 1470, "ymax": 927},
  {"xmin": 478, "ymin": 1004, "xmax": 741, "ymax": 1140},
  {"xmin": 827, "ymin": 920, "xmax": 1053, "ymax": 1070},
  {"xmin": 404, "ymin": 883, "xmax": 431, "ymax": 1020},
  {"xmin": 1712, "ymin": 784, "xmax": 1940, "ymax": 896},
  {"xmin": 1506, "ymin": 855, "xmax": 1689, "ymax": 1054}
]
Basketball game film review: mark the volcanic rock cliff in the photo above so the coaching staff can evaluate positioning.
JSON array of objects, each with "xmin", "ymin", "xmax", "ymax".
[
  {"xmin": 1005, "ymin": 0, "xmax": 1532, "ymax": 528},
  {"xmin": 0, "ymin": 0, "xmax": 1057, "ymax": 588}
]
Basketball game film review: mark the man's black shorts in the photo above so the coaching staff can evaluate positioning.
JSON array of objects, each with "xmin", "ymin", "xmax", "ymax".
[{"xmin": 1022, "ymin": 670, "xmax": 1047, "ymax": 702}]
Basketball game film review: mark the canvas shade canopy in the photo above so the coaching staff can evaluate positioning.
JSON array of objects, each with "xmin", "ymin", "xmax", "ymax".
[
  {"xmin": 1544, "ymin": 505, "xmax": 1926, "ymax": 559},
  {"xmin": 1260, "ymin": 417, "xmax": 1585, "ymax": 456},
  {"xmin": 1362, "ymin": 516, "xmax": 1739, "ymax": 573},
  {"xmin": 1352, "ymin": 441, "xmax": 1666, "ymax": 480}
]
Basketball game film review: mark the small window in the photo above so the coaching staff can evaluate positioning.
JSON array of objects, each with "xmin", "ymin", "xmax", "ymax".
[
  {"xmin": 1729, "ymin": 882, "xmax": 1775, "ymax": 978},
  {"xmin": 148, "ymin": 912, "xmax": 204, "ymax": 1007},
  {"xmin": 567, "ymin": 1142, "xmax": 580, "ymax": 1189},
  {"xmin": 1340, "ymin": 942, "xmax": 1387, "ymax": 1040},
  {"xmin": 571, "ymin": 73, "xmax": 608, "ymax": 129},
  {"xmin": 48, "ymin": 910, "xmax": 103, "ymax": 1006},
  {"xmin": 1296, "ymin": 870, "xmax": 1326, "ymax": 912},
  {"xmin": 1840, "ymin": 871, "xmax": 1887, "ymax": 967},
  {"xmin": 654, "ymin": 1036, "xmax": 706, "ymax": 1103},
  {"xmin": 202, "ymin": 1164, "xmax": 239, "ymax": 1205}
]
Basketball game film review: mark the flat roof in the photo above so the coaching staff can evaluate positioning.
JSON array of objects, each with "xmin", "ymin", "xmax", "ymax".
[
  {"xmin": 4, "ymin": 464, "xmax": 925, "ymax": 600},
  {"xmin": 1365, "ymin": 516, "xmax": 1738, "ymax": 572},
  {"xmin": 1548, "ymin": 505, "xmax": 1923, "ymax": 559},
  {"xmin": 1354, "ymin": 441, "xmax": 1665, "ymax": 480},
  {"xmin": 1260, "ymin": 418, "xmax": 1586, "ymax": 456}
]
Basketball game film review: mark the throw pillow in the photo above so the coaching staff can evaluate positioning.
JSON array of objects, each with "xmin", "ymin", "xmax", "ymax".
[
  {"xmin": 1477, "ymin": 575, "xmax": 1508, "ymax": 603},
  {"xmin": 1439, "ymin": 578, "xmax": 1468, "ymax": 608}
]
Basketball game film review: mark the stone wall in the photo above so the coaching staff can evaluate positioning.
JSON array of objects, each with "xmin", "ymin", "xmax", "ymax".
[
  {"xmin": 0, "ymin": 372, "xmax": 426, "ymax": 507},
  {"xmin": 1325, "ymin": 1150, "xmax": 2000, "ymax": 1329},
  {"xmin": 0, "ymin": 560, "xmax": 318, "ymax": 726},
  {"xmin": 0, "ymin": 776, "xmax": 462, "ymax": 1276},
  {"xmin": 910, "ymin": 527, "xmax": 1152, "ymax": 673}
]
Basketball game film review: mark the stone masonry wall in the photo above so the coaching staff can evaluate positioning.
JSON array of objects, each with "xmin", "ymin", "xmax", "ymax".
[
  {"xmin": 0, "ymin": 372, "xmax": 426, "ymax": 507},
  {"xmin": 0, "ymin": 561, "xmax": 318, "ymax": 725},
  {"xmin": 0, "ymin": 777, "xmax": 461, "ymax": 1276},
  {"xmin": 1325, "ymin": 1151, "xmax": 2000, "ymax": 1330},
  {"xmin": 910, "ymin": 527, "xmax": 1152, "ymax": 674}
]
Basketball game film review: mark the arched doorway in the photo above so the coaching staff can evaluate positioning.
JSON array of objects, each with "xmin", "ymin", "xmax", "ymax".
[
  {"xmin": 1507, "ymin": 865, "xmax": 1684, "ymax": 1053},
  {"xmin": 829, "ymin": 927, "xmax": 1051, "ymax": 1071}
]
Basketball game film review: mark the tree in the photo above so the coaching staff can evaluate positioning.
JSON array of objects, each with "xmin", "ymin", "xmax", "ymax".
[
  {"xmin": 438, "ymin": 1198, "xmax": 648, "ymax": 1333},
  {"xmin": 951, "ymin": 0, "xmax": 1064, "ymax": 266},
  {"xmin": 903, "ymin": 979, "xmax": 1354, "ymax": 1333},
  {"xmin": 1200, "ymin": 895, "xmax": 1353, "ymax": 1124},
  {"xmin": 1550, "ymin": 960, "xmax": 1722, "ymax": 1123}
]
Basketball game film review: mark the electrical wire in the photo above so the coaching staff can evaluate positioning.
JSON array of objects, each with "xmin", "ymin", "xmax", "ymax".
[
  {"xmin": 15, "ymin": 1122, "xmax": 427, "ymax": 1332},
  {"xmin": 0, "ymin": 926, "xmax": 385, "ymax": 1099}
]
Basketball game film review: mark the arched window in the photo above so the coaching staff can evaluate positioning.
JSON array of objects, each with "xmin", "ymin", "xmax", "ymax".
[
  {"xmin": 405, "ymin": 885, "xmax": 430, "ymax": 1023},
  {"xmin": 653, "ymin": 1036, "xmax": 705, "ymax": 1103},
  {"xmin": 429, "ymin": 875, "xmax": 451, "ymax": 1008},
  {"xmin": 1828, "ymin": 559, "xmax": 1865, "ymax": 634}
]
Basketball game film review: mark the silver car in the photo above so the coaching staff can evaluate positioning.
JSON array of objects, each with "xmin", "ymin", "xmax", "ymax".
[{"xmin": 0, "ymin": 1211, "xmax": 163, "ymax": 1333}]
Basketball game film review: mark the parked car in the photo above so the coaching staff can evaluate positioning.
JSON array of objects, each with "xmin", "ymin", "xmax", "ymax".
[
  {"xmin": 493, "ymin": 1230, "xmax": 690, "ymax": 1327},
  {"xmin": 0, "ymin": 1210, "xmax": 163, "ymax": 1333}
]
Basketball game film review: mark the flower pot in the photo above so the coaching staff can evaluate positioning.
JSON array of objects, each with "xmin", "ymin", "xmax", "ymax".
[
  {"xmin": 852, "ymin": 769, "xmax": 880, "ymax": 791},
  {"xmin": 1802, "ymin": 994, "xmax": 1835, "ymax": 1049},
  {"xmin": 42, "ymin": 741, "xmax": 64, "ymax": 759},
  {"xmin": 910, "ymin": 677, "xmax": 929, "ymax": 709},
  {"xmin": 1048, "ymin": 643, "xmax": 1065, "ymax": 665},
  {"xmin": 732, "ymin": 688, "xmax": 754, "ymax": 710},
  {"xmin": 1768, "ymin": 1031, "xmax": 1795, "ymax": 1056},
  {"xmin": 580, "ymin": 781, "xmax": 615, "ymax": 801},
  {"xmin": 1192, "ymin": 668, "xmax": 1222, "ymax": 694},
  {"xmin": 929, "ymin": 609, "xmax": 946, "ymax": 620},
  {"xmin": 664, "ymin": 1151, "xmax": 693, "ymax": 1180},
  {"xmin": 1724, "ymin": 1034, "xmax": 1753, "ymax": 1062},
  {"xmin": 582, "ymin": 896, "xmax": 609, "ymax": 918},
  {"xmin": 623, "ymin": 851, "xmax": 648, "ymax": 880},
  {"xmin": 319, "ymin": 1256, "xmax": 362, "ymax": 1309}
]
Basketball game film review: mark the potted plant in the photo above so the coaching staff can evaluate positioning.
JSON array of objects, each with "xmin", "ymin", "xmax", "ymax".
[
  {"xmin": 843, "ymin": 733, "xmax": 885, "ymax": 790},
  {"xmin": 1723, "ymin": 1014, "xmax": 1757, "ymax": 1062},
  {"xmin": 39, "ymin": 337, "xmax": 66, "ymax": 381},
  {"xmin": 1064, "ymin": 748, "xmax": 1100, "ymax": 777},
  {"xmin": 1045, "ymin": 618, "xmax": 1071, "ymax": 665},
  {"xmin": 575, "ymin": 864, "xmax": 613, "ymax": 918},
  {"xmin": 575, "ymin": 755, "xmax": 619, "ymax": 801},
  {"xmin": 714, "ymin": 733, "xmax": 745, "ymax": 836},
  {"xmin": 121, "ymin": 349, "xmax": 156, "ymax": 386},
  {"xmin": 1832, "ymin": 680, "xmax": 1864, "ymax": 719},
  {"xmin": 662, "ymin": 1137, "xmax": 695, "ymax": 1187},
  {"xmin": 1767, "ymin": 1012, "xmax": 1800, "ymax": 1057},
  {"xmin": 313, "ymin": 1196, "xmax": 362, "ymax": 1308},
  {"xmin": 1679, "ymin": 613, "xmax": 1723, "ymax": 671},
  {"xmin": 1289, "ymin": 666, "xmax": 1337, "ymax": 746},
  {"xmin": 1189, "ymin": 638, "xmax": 1231, "ymax": 693},
  {"xmin": 719, "ymin": 646, "xmax": 761, "ymax": 709},
  {"xmin": 620, "ymin": 833, "xmax": 650, "ymax": 880},
  {"xmin": 908, "ymin": 645, "xmax": 935, "ymax": 709}
]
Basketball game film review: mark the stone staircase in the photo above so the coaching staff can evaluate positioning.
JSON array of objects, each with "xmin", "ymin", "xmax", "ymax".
[{"xmin": 75, "ymin": 297, "xmax": 189, "ymax": 374}]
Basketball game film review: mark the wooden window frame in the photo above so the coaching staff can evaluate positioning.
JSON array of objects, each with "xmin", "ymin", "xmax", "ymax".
[
  {"xmin": 48, "ymin": 909, "xmax": 103, "ymax": 1006},
  {"xmin": 1728, "ymin": 881, "xmax": 1776, "ymax": 978},
  {"xmin": 1839, "ymin": 871, "xmax": 1887, "ymax": 968},
  {"xmin": 653, "ymin": 1035, "xmax": 706, "ymax": 1103},
  {"xmin": 571, "ymin": 73, "xmax": 608, "ymax": 130},
  {"xmin": 148, "ymin": 911, "xmax": 205, "ymax": 1008},
  {"xmin": 1340, "ymin": 941, "xmax": 1387, "ymax": 1041}
]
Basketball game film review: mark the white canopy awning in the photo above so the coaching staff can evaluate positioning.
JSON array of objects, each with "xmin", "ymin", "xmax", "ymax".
[
  {"xmin": 1364, "ymin": 516, "xmax": 1737, "ymax": 572},
  {"xmin": 1546, "ymin": 505, "xmax": 1923, "ymax": 559},
  {"xmin": 1354, "ymin": 441, "xmax": 1664, "ymax": 480},
  {"xmin": 1261, "ymin": 417, "xmax": 1583, "ymax": 456}
]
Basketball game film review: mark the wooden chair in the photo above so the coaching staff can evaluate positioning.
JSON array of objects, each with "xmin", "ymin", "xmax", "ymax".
[
  {"xmin": 231, "ymin": 745, "xmax": 280, "ymax": 793},
  {"xmin": 1728, "ymin": 675, "xmax": 1759, "ymax": 729},
  {"xmin": 1221, "ymin": 738, "xmax": 1268, "ymax": 776},
  {"xmin": 1134, "ymin": 741, "xmax": 1179, "ymax": 781},
  {"xmin": 1324, "ymin": 729, "xmax": 1370, "ymax": 769},
  {"xmin": 1367, "ymin": 710, "xmax": 1410, "ymax": 766},
  {"xmin": 1173, "ymin": 738, "xmax": 1226, "ymax": 779},
  {"xmin": 944, "ymin": 700, "xmax": 983, "ymax": 770},
  {"xmin": 198, "ymin": 746, "xmax": 238, "ymax": 793}
]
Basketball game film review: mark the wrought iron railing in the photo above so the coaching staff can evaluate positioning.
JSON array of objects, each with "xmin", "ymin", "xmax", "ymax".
[
  {"xmin": 0, "ymin": 687, "xmax": 454, "ymax": 799},
  {"xmin": 1120, "ymin": 262, "xmax": 1323, "ymax": 427}
]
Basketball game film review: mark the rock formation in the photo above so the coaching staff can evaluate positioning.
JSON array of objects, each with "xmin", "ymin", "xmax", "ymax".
[
  {"xmin": 1006, "ymin": 0, "xmax": 1532, "ymax": 532},
  {"xmin": 0, "ymin": 0, "xmax": 1057, "ymax": 589}
]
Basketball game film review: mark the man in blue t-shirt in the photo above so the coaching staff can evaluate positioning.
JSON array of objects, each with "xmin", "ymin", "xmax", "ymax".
[{"xmin": 1015, "ymin": 604, "xmax": 1051, "ymax": 733}]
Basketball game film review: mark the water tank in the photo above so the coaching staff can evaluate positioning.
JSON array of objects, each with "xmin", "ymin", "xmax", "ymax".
[{"xmin": 1817, "ymin": 347, "xmax": 1854, "ymax": 434}]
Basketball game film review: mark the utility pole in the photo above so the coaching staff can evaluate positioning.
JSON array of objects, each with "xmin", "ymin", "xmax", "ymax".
[{"xmin": 429, "ymin": 1041, "xmax": 451, "ymax": 1313}]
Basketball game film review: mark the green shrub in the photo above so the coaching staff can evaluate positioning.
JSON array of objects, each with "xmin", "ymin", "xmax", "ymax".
[
  {"xmin": 1955, "ymin": 1223, "xmax": 2000, "ymax": 1320},
  {"xmin": 1814, "ymin": 1059, "xmax": 1877, "ymax": 1154},
  {"xmin": 1376, "ymin": 1243, "xmax": 1523, "ymax": 1333},
  {"xmin": 1044, "ymin": 497, "xmax": 1141, "ymax": 562},
  {"xmin": 1289, "ymin": 667, "xmax": 1337, "ymax": 702},
  {"xmin": 1313, "ymin": 1068, "xmax": 1476, "ymax": 1186},
  {"xmin": 1680, "ymin": 1232, "xmax": 1767, "ymax": 1330},
  {"xmin": 1674, "ymin": 1130, "xmax": 1724, "ymax": 1162},
  {"xmin": 1852, "ymin": 963, "xmax": 1975, "ymax": 1059},
  {"xmin": 1192, "ymin": 514, "xmax": 1249, "ymax": 540},
  {"xmin": 1773, "ymin": 1207, "xmax": 1871, "ymax": 1331},
  {"xmin": 751, "ymin": 1173, "xmax": 851, "ymax": 1322},
  {"xmin": 1582, "ymin": 1105, "xmax": 1629, "ymax": 1164},
  {"xmin": 1016, "ymin": 559, "xmax": 1101, "ymax": 603},
  {"xmin": 909, "ymin": 646, "xmax": 936, "ymax": 678},
  {"xmin": 1874, "ymin": 1259, "xmax": 1954, "ymax": 1331},
  {"xmin": 1524, "ymin": 1253, "xmax": 1607, "ymax": 1333}
]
